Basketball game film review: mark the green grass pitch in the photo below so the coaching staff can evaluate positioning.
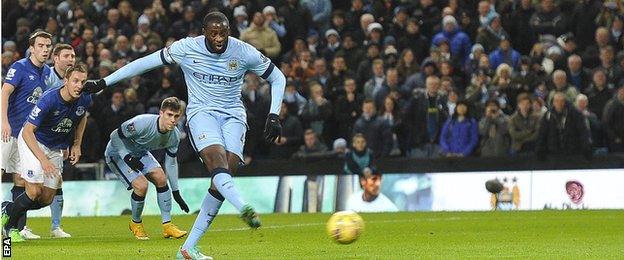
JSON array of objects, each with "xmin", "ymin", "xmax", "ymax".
[{"xmin": 6, "ymin": 210, "xmax": 623, "ymax": 259}]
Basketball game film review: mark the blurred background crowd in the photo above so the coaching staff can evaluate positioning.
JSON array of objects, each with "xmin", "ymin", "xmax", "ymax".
[{"xmin": 2, "ymin": 0, "xmax": 624, "ymax": 167}]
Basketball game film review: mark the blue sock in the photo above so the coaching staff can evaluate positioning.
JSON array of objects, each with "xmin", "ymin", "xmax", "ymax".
[
  {"xmin": 50, "ymin": 189, "xmax": 63, "ymax": 229},
  {"xmin": 156, "ymin": 185, "xmax": 172, "ymax": 224},
  {"xmin": 11, "ymin": 186, "xmax": 27, "ymax": 230},
  {"xmin": 181, "ymin": 189, "xmax": 223, "ymax": 250},
  {"xmin": 130, "ymin": 192, "xmax": 145, "ymax": 223},
  {"xmin": 212, "ymin": 169, "xmax": 246, "ymax": 211}
]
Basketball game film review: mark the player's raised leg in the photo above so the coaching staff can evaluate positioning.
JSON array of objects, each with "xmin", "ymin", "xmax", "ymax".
[{"xmin": 146, "ymin": 168, "xmax": 187, "ymax": 238}]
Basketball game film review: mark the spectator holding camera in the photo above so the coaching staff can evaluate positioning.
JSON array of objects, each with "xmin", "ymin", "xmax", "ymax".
[{"xmin": 479, "ymin": 100, "xmax": 510, "ymax": 157}]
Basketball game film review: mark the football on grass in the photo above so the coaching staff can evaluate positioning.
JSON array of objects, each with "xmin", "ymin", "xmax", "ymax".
[{"xmin": 326, "ymin": 211, "xmax": 364, "ymax": 244}]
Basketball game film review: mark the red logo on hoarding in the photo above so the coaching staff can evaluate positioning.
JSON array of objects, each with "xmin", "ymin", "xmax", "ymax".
[{"xmin": 565, "ymin": 180, "xmax": 584, "ymax": 205}]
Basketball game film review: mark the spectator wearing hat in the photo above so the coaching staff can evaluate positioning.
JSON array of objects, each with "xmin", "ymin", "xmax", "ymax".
[
  {"xmin": 530, "ymin": 0, "xmax": 566, "ymax": 38},
  {"xmin": 397, "ymin": 18, "xmax": 430, "ymax": 63},
  {"xmin": 321, "ymin": 29, "xmax": 341, "ymax": 61},
  {"xmin": 602, "ymin": 86, "xmax": 624, "ymax": 152},
  {"xmin": 335, "ymin": 78, "xmax": 363, "ymax": 140},
  {"xmin": 566, "ymin": 55, "xmax": 591, "ymax": 92},
  {"xmin": 489, "ymin": 37, "xmax": 521, "ymax": 71},
  {"xmin": 537, "ymin": 92, "xmax": 592, "ymax": 160},
  {"xmin": 241, "ymin": 12, "xmax": 282, "ymax": 60},
  {"xmin": 262, "ymin": 6, "xmax": 287, "ymax": 39},
  {"xmin": 403, "ymin": 76, "xmax": 448, "ymax": 158},
  {"xmin": 432, "ymin": 15, "xmax": 472, "ymax": 67},
  {"xmin": 440, "ymin": 100, "xmax": 479, "ymax": 157},
  {"xmin": 509, "ymin": 0, "xmax": 536, "ymax": 55},
  {"xmin": 136, "ymin": 14, "xmax": 162, "ymax": 45},
  {"xmin": 232, "ymin": 6, "xmax": 249, "ymax": 37},
  {"xmin": 476, "ymin": 14, "xmax": 509, "ymax": 53},
  {"xmin": 269, "ymin": 102, "xmax": 304, "ymax": 159},
  {"xmin": 365, "ymin": 22, "xmax": 384, "ymax": 46},
  {"xmin": 280, "ymin": 0, "xmax": 313, "ymax": 51},
  {"xmin": 346, "ymin": 167, "xmax": 398, "ymax": 213}
]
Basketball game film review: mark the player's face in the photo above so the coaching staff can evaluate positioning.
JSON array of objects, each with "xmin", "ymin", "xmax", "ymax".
[
  {"xmin": 361, "ymin": 175, "xmax": 381, "ymax": 197},
  {"xmin": 159, "ymin": 109, "xmax": 181, "ymax": 131},
  {"xmin": 31, "ymin": 37, "xmax": 52, "ymax": 64},
  {"xmin": 204, "ymin": 21, "xmax": 230, "ymax": 53},
  {"xmin": 65, "ymin": 71, "xmax": 87, "ymax": 99},
  {"xmin": 55, "ymin": 49, "xmax": 76, "ymax": 73}
]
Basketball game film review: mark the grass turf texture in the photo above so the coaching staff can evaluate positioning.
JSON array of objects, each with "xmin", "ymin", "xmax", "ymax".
[{"xmin": 7, "ymin": 210, "xmax": 623, "ymax": 259}]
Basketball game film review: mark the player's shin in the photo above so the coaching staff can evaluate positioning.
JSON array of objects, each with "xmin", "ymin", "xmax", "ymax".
[
  {"xmin": 211, "ymin": 168, "xmax": 246, "ymax": 211},
  {"xmin": 5, "ymin": 192, "xmax": 37, "ymax": 229},
  {"xmin": 181, "ymin": 189, "xmax": 223, "ymax": 250},
  {"xmin": 11, "ymin": 186, "xmax": 27, "ymax": 230},
  {"xmin": 156, "ymin": 185, "xmax": 172, "ymax": 223},
  {"xmin": 131, "ymin": 192, "xmax": 145, "ymax": 223},
  {"xmin": 50, "ymin": 188, "xmax": 63, "ymax": 229}
]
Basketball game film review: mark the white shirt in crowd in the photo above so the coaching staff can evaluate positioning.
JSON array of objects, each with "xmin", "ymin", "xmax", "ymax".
[{"xmin": 346, "ymin": 191, "xmax": 399, "ymax": 213}]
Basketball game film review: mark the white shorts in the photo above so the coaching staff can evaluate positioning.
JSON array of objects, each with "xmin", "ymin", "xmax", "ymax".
[
  {"xmin": 105, "ymin": 152, "xmax": 161, "ymax": 190},
  {"xmin": 188, "ymin": 110, "xmax": 247, "ymax": 162},
  {"xmin": 17, "ymin": 131, "xmax": 63, "ymax": 189},
  {"xmin": 1, "ymin": 136, "xmax": 19, "ymax": 174}
]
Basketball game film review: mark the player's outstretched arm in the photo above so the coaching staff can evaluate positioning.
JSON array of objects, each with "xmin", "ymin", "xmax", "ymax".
[
  {"xmin": 83, "ymin": 50, "xmax": 166, "ymax": 93},
  {"xmin": 263, "ymin": 66, "xmax": 286, "ymax": 143}
]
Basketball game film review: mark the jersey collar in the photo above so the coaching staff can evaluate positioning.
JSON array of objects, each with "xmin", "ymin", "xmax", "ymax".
[
  {"xmin": 52, "ymin": 66, "xmax": 63, "ymax": 79},
  {"xmin": 156, "ymin": 116, "xmax": 167, "ymax": 134}
]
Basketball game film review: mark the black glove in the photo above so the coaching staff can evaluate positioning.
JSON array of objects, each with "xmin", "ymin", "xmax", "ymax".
[
  {"xmin": 264, "ymin": 113, "xmax": 282, "ymax": 143},
  {"xmin": 172, "ymin": 190, "xmax": 189, "ymax": 213},
  {"xmin": 123, "ymin": 154, "xmax": 144, "ymax": 172},
  {"xmin": 83, "ymin": 79, "xmax": 107, "ymax": 93}
]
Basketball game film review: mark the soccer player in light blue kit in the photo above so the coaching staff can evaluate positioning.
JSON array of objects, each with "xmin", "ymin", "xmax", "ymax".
[
  {"xmin": 105, "ymin": 97, "xmax": 189, "ymax": 240},
  {"xmin": 84, "ymin": 12, "xmax": 285, "ymax": 259},
  {"xmin": 2, "ymin": 63, "xmax": 91, "ymax": 241}
]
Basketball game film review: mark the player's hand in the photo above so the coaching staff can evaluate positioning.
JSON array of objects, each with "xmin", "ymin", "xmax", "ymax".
[
  {"xmin": 83, "ymin": 79, "xmax": 107, "ymax": 94},
  {"xmin": 1, "ymin": 121, "xmax": 11, "ymax": 142},
  {"xmin": 69, "ymin": 144, "xmax": 81, "ymax": 165},
  {"xmin": 264, "ymin": 113, "xmax": 282, "ymax": 143},
  {"xmin": 123, "ymin": 154, "xmax": 144, "ymax": 172},
  {"xmin": 41, "ymin": 159, "xmax": 60, "ymax": 179},
  {"xmin": 172, "ymin": 190, "xmax": 189, "ymax": 213}
]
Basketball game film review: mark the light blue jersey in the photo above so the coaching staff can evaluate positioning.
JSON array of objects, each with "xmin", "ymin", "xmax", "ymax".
[
  {"xmin": 44, "ymin": 66, "xmax": 64, "ymax": 90},
  {"xmin": 161, "ymin": 36, "xmax": 273, "ymax": 121},
  {"xmin": 105, "ymin": 114, "xmax": 181, "ymax": 190}
]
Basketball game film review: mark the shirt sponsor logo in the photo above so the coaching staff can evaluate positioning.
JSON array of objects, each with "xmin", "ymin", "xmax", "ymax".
[
  {"xmin": 51, "ymin": 118, "xmax": 73, "ymax": 133},
  {"xmin": 6, "ymin": 68, "xmax": 16, "ymax": 80},
  {"xmin": 191, "ymin": 72, "xmax": 242, "ymax": 85},
  {"xmin": 26, "ymin": 87, "xmax": 43, "ymax": 104},
  {"xmin": 29, "ymin": 106, "xmax": 41, "ymax": 120},
  {"xmin": 29, "ymin": 75, "xmax": 35, "ymax": 80}
]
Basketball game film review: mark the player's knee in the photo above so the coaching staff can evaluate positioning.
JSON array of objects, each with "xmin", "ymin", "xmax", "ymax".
[
  {"xmin": 132, "ymin": 178, "xmax": 149, "ymax": 195},
  {"xmin": 199, "ymin": 146, "xmax": 228, "ymax": 170},
  {"xmin": 25, "ymin": 184, "xmax": 42, "ymax": 199},
  {"xmin": 151, "ymin": 171, "xmax": 167, "ymax": 187}
]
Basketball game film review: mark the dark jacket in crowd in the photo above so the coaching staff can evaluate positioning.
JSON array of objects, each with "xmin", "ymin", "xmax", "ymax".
[
  {"xmin": 269, "ymin": 115, "xmax": 304, "ymax": 159},
  {"xmin": 402, "ymin": 91, "xmax": 448, "ymax": 150},
  {"xmin": 537, "ymin": 104, "xmax": 592, "ymax": 159},
  {"xmin": 343, "ymin": 148, "xmax": 373, "ymax": 176},
  {"xmin": 602, "ymin": 97, "xmax": 624, "ymax": 152},
  {"xmin": 353, "ymin": 115, "xmax": 392, "ymax": 158},
  {"xmin": 509, "ymin": 111, "xmax": 542, "ymax": 154}
]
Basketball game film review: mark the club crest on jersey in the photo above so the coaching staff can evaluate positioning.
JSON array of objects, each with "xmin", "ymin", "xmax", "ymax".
[
  {"xmin": 228, "ymin": 59, "xmax": 239, "ymax": 71},
  {"xmin": 27, "ymin": 170, "xmax": 33, "ymax": 177},
  {"xmin": 261, "ymin": 54, "xmax": 268, "ymax": 63},
  {"xmin": 76, "ymin": 106, "xmax": 85, "ymax": 116},
  {"xmin": 126, "ymin": 123, "xmax": 136, "ymax": 133}
]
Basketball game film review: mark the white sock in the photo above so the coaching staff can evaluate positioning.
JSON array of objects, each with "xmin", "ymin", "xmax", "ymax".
[{"xmin": 181, "ymin": 189, "xmax": 223, "ymax": 250}]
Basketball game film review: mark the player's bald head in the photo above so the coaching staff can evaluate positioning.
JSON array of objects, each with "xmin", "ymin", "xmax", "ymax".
[{"xmin": 203, "ymin": 11, "xmax": 229, "ymax": 30}]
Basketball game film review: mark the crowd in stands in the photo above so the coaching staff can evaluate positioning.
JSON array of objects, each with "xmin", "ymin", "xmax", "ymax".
[{"xmin": 2, "ymin": 0, "xmax": 624, "ymax": 167}]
